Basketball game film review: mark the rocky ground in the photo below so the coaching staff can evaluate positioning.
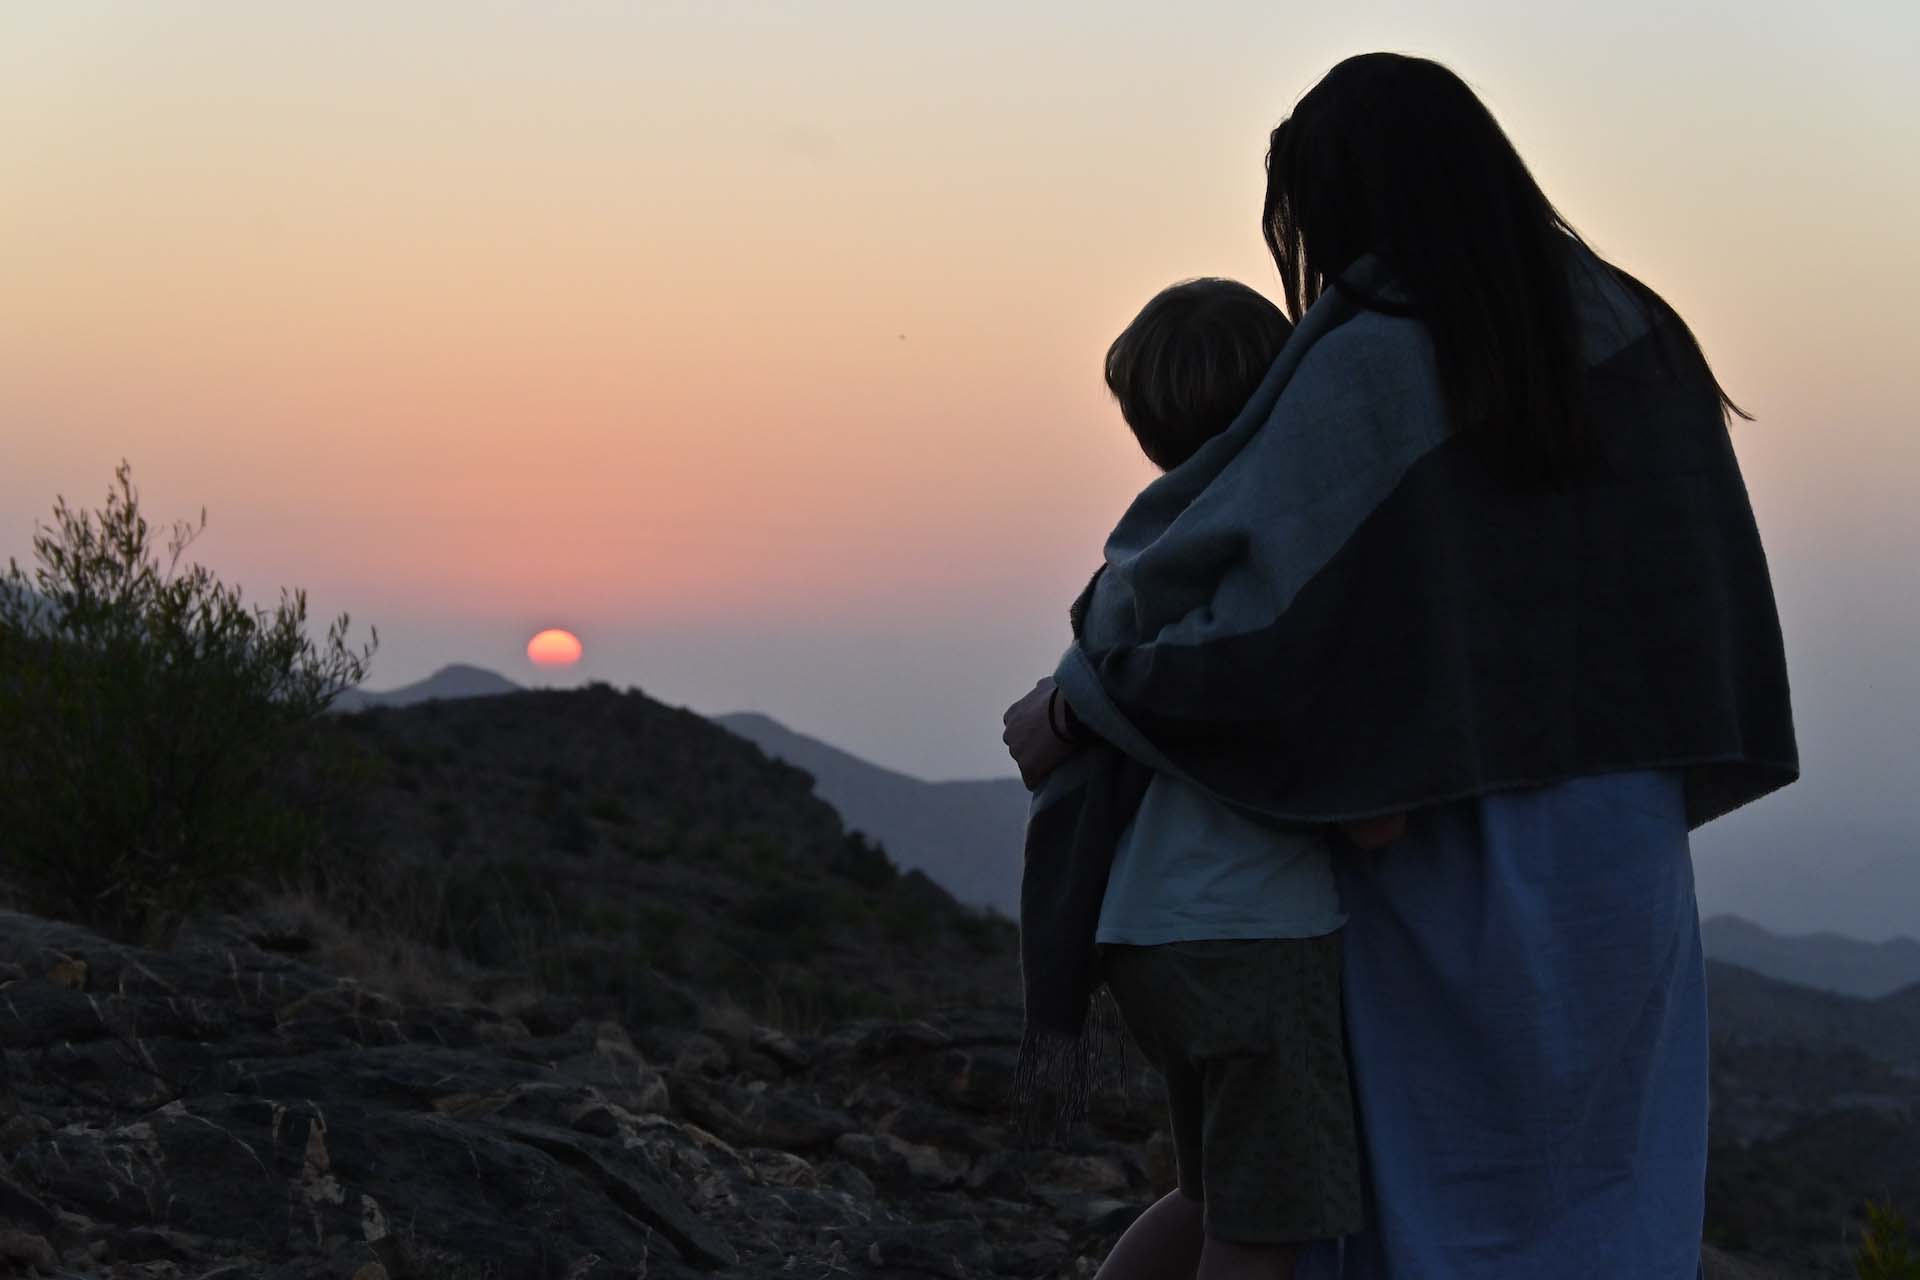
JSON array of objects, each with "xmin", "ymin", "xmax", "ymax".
[
  {"xmin": 0, "ymin": 906, "xmax": 1807, "ymax": 1280},
  {"xmin": 0, "ymin": 909, "xmax": 1170, "ymax": 1279}
]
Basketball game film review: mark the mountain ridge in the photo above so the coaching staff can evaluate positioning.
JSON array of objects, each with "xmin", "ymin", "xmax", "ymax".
[
  {"xmin": 714, "ymin": 711, "xmax": 1027, "ymax": 916},
  {"xmin": 329, "ymin": 666, "xmax": 1913, "ymax": 975},
  {"xmin": 331, "ymin": 662, "xmax": 524, "ymax": 711},
  {"xmin": 1703, "ymin": 913, "xmax": 1920, "ymax": 999}
]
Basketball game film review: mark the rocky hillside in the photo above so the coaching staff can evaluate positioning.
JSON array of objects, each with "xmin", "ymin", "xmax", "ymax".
[
  {"xmin": 0, "ymin": 910, "xmax": 1804, "ymax": 1280},
  {"xmin": 315, "ymin": 683, "xmax": 1018, "ymax": 1030},
  {"xmin": 1707, "ymin": 960, "xmax": 1920, "ymax": 1073},
  {"xmin": 0, "ymin": 909, "xmax": 1163, "ymax": 1278},
  {"xmin": 0, "ymin": 681, "xmax": 1888, "ymax": 1279},
  {"xmin": 0, "ymin": 686, "xmax": 1154, "ymax": 1277},
  {"xmin": 1704, "ymin": 963, "xmax": 1920, "ymax": 1275}
]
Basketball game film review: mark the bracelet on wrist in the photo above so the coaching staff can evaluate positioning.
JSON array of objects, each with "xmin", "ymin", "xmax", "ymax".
[
  {"xmin": 1061, "ymin": 697, "xmax": 1086, "ymax": 743},
  {"xmin": 1048, "ymin": 687, "xmax": 1083, "ymax": 745}
]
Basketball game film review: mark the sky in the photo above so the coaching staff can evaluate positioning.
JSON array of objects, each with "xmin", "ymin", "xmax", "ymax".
[{"xmin": 4, "ymin": 2, "xmax": 1916, "ymax": 937}]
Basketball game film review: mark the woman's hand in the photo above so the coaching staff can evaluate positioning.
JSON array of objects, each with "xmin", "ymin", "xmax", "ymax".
[
  {"xmin": 1338, "ymin": 813, "xmax": 1407, "ymax": 851},
  {"xmin": 1002, "ymin": 677, "xmax": 1078, "ymax": 790}
]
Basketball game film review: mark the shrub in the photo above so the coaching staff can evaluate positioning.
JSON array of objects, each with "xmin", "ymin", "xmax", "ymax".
[
  {"xmin": 430, "ymin": 797, "xmax": 471, "ymax": 858},
  {"xmin": 953, "ymin": 905, "xmax": 1015, "ymax": 955},
  {"xmin": 0, "ymin": 463, "xmax": 374, "ymax": 939},
  {"xmin": 587, "ymin": 794, "xmax": 633, "ymax": 825},
  {"xmin": 831, "ymin": 830, "xmax": 897, "ymax": 890},
  {"xmin": 875, "ymin": 893, "xmax": 936, "ymax": 946},
  {"xmin": 1858, "ymin": 1202, "xmax": 1920, "ymax": 1280},
  {"xmin": 549, "ymin": 802, "xmax": 596, "ymax": 854}
]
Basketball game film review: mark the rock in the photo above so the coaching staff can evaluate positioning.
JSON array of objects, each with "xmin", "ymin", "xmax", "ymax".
[
  {"xmin": 0, "ymin": 1229, "xmax": 57, "ymax": 1270},
  {"xmin": 399, "ymin": 1002, "xmax": 529, "ymax": 1048},
  {"xmin": 0, "ymin": 1166, "xmax": 57, "ymax": 1231},
  {"xmin": 567, "ymin": 1100, "xmax": 622, "ymax": 1137},
  {"xmin": 1143, "ymin": 1128, "xmax": 1178, "ymax": 1196},
  {"xmin": 552, "ymin": 1029, "xmax": 672, "ymax": 1115},
  {"xmin": 818, "ymin": 1159, "xmax": 878, "ymax": 1201},
  {"xmin": 926, "ymin": 1005, "xmax": 1023, "ymax": 1046},
  {"xmin": 45, "ymin": 955, "xmax": 87, "ymax": 990},
  {"xmin": 834, "ymin": 1132, "xmax": 967, "ymax": 1189},
  {"xmin": 484, "ymin": 1118, "xmax": 738, "ymax": 1270},
  {"xmin": 514, "ymin": 994, "xmax": 588, "ymax": 1036},
  {"xmin": 49, "ymin": 1208, "xmax": 100, "ymax": 1253},
  {"xmin": 1702, "ymin": 1245, "xmax": 1795, "ymax": 1279},
  {"xmin": 0, "ymin": 907, "xmax": 1163, "ymax": 1278},
  {"xmin": 745, "ymin": 1147, "xmax": 818, "ymax": 1188},
  {"xmin": 834, "ymin": 1132, "xmax": 914, "ymax": 1185},
  {"xmin": 673, "ymin": 1075, "xmax": 855, "ymax": 1150},
  {"xmin": 963, "ymin": 1150, "xmax": 1029, "ymax": 1199},
  {"xmin": 994, "ymin": 1234, "xmax": 1072, "ymax": 1277},
  {"xmin": 734, "ymin": 1047, "xmax": 787, "ymax": 1081},
  {"xmin": 826, "ymin": 1221, "xmax": 995, "ymax": 1279},
  {"xmin": 108, "ymin": 1224, "xmax": 204, "ymax": 1263},
  {"xmin": 633, "ymin": 1026, "xmax": 731, "ymax": 1076},
  {"xmin": 843, "ymin": 1079, "xmax": 909, "ymax": 1121},
  {"xmin": 818, "ymin": 1019, "xmax": 951, "ymax": 1064},
  {"xmin": 880, "ymin": 1099, "xmax": 1005, "ymax": 1156},
  {"xmin": 923, "ymin": 1045, "xmax": 1019, "ymax": 1115},
  {"xmin": 1028, "ymin": 1153, "xmax": 1131, "ymax": 1195},
  {"xmin": 617, "ymin": 967, "xmax": 703, "ymax": 1029},
  {"xmin": 0, "ymin": 978, "xmax": 102, "ymax": 1050},
  {"xmin": 750, "ymin": 1025, "xmax": 814, "ymax": 1072},
  {"xmin": 1034, "ymin": 1189, "xmax": 1142, "ymax": 1233},
  {"xmin": 0, "ymin": 1112, "xmax": 49, "ymax": 1152}
]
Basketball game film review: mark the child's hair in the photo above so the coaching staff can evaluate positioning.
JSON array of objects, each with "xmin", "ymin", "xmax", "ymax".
[{"xmin": 1104, "ymin": 278, "xmax": 1294, "ymax": 470}]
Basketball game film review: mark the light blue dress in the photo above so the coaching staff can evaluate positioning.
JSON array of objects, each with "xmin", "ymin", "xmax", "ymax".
[{"xmin": 1299, "ymin": 769, "xmax": 1708, "ymax": 1280}]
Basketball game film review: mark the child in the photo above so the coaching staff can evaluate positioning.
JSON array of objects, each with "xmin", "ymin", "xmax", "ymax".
[
  {"xmin": 1102, "ymin": 279, "xmax": 1407, "ymax": 847},
  {"xmin": 1103, "ymin": 276, "xmax": 1295, "ymax": 470},
  {"xmin": 1086, "ymin": 278, "xmax": 1394, "ymax": 1277}
]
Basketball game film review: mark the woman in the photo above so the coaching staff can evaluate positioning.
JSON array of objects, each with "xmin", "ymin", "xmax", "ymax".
[{"xmin": 1005, "ymin": 53, "xmax": 1796, "ymax": 1279}]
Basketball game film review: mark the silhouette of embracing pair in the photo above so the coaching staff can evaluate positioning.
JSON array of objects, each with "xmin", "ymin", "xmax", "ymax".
[{"xmin": 1003, "ymin": 52, "xmax": 1796, "ymax": 1280}]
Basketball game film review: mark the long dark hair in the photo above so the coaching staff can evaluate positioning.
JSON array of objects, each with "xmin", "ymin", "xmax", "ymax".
[{"xmin": 1263, "ymin": 53, "xmax": 1746, "ymax": 485}]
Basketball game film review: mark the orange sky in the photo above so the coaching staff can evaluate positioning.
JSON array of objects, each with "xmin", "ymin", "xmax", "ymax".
[{"xmin": 3, "ymin": 3, "xmax": 1917, "ymax": 931}]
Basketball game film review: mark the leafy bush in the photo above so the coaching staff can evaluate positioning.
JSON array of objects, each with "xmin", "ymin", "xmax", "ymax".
[
  {"xmin": 549, "ymin": 802, "xmax": 596, "ymax": 854},
  {"xmin": 0, "ymin": 463, "xmax": 374, "ymax": 939},
  {"xmin": 954, "ymin": 905, "xmax": 1016, "ymax": 955},
  {"xmin": 587, "ymin": 794, "xmax": 633, "ymax": 825},
  {"xmin": 831, "ymin": 830, "xmax": 897, "ymax": 890},
  {"xmin": 1859, "ymin": 1203, "xmax": 1920, "ymax": 1280},
  {"xmin": 876, "ymin": 893, "xmax": 937, "ymax": 945}
]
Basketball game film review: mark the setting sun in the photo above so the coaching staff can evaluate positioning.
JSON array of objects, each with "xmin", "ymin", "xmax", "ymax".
[{"xmin": 526, "ymin": 628, "xmax": 583, "ymax": 667}]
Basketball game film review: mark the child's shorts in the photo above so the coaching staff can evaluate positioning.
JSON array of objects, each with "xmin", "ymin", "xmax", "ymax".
[{"xmin": 1101, "ymin": 933, "xmax": 1364, "ymax": 1244}]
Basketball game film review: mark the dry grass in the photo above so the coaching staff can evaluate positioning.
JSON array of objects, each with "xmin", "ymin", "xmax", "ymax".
[
  {"xmin": 696, "ymin": 991, "xmax": 757, "ymax": 1039},
  {"xmin": 255, "ymin": 887, "xmax": 478, "ymax": 1008}
]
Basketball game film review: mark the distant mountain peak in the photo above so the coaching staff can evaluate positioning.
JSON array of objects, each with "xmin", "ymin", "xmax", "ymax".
[
  {"xmin": 332, "ymin": 663, "xmax": 523, "ymax": 712},
  {"xmin": 1702, "ymin": 913, "xmax": 1920, "ymax": 999},
  {"xmin": 435, "ymin": 662, "xmax": 516, "ymax": 681}
]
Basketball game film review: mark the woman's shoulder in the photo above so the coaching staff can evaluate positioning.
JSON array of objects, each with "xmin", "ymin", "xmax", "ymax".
[
  {"xmin": 1254, "ymin": 303, "xmax": 1447, "ymax": 466},
  {"xmin": 1285, "ymin": 300, "xmax": 1439, "ymax": 408}
]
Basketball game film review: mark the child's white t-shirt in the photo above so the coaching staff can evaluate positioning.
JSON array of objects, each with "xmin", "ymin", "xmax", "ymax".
[{"xmin": 1094, "ymin": 772, "xmax": 1345, "ymax": 945}]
